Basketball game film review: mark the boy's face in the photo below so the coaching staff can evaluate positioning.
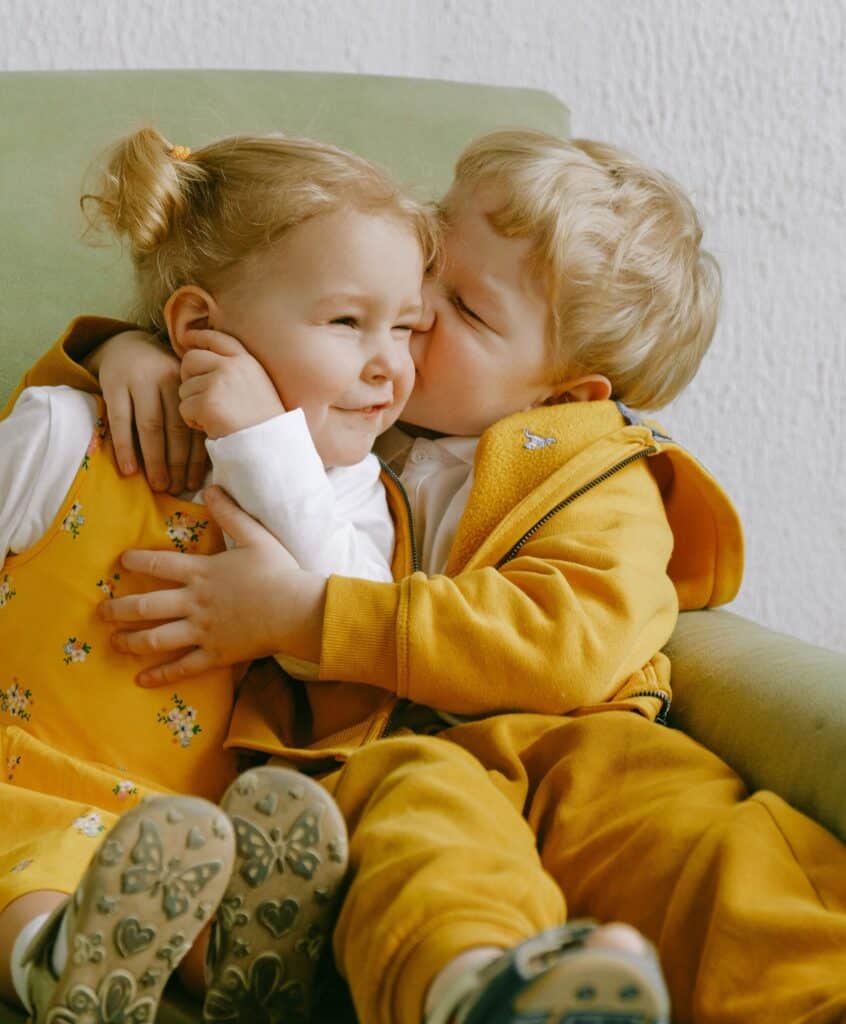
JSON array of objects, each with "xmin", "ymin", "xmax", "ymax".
[
  {"xmin": 399, "ymin": 184, "xmax": 554, "ymax": 436},
  {"xmin": 211, "ymin": 207, "xmax": 422, "ymax": 466}
]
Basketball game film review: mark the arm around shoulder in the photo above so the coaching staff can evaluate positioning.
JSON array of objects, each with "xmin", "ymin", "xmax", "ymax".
[
  {"xmin": 319, "ymin": 462, "xmax": 679, "ymax": 716},
  {"xmin": 1, "ymin": 317, "xmax": 135, "ymax": 421}
]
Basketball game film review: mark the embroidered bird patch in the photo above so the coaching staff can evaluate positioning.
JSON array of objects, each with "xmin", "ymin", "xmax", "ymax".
[{"xmin": 522, "ymin": 428, "xmax": 557, "ymax": 451}]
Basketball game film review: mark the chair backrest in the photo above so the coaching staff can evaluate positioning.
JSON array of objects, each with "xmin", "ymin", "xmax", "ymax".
[{"xmin": 0, "ymin": 70, "xmax": 569, "ymax": 400}]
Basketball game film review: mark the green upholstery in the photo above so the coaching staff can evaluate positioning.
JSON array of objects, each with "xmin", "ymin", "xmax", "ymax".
[
  {"xmin": 1, "ymin": 70, "xmax": 845, "ymax": 1024},
  {"xmin": 0, "ymin": 69, "xmax": 568, "ymax": 397},
  {"xmin": 665, "ymin": 610, "xmax": 846, "ymax": 843}
]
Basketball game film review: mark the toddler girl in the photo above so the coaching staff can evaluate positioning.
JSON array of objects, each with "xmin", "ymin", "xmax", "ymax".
[{"xmin": 0, "ymin": 126, "xmax": 435, "ymax": 1022}]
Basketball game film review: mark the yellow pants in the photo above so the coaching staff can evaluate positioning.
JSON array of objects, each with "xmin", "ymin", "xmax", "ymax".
[{"xmin": 323, "ymin": 711, "xmax": 846, "ymax": 1024}]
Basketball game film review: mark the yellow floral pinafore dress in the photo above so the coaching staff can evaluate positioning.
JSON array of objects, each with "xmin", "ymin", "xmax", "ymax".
[{"xmin": 0, "ymin": 399, "xmax": 239, "ymax": 911}]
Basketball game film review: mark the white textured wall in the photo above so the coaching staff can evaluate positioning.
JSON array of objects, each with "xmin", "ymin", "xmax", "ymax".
[{"xmin": 3, "ymin": 0, "xmax": 844, "ymax": 653}]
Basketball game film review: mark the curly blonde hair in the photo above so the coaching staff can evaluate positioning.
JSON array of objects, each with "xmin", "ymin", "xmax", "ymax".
[
  {"xmin": 446, "ymin": 130, "xmax": 721, "ymax": 410},
  {"xmin": 82, "ymin": 127, "xmax": 440, "ymax": 333}
]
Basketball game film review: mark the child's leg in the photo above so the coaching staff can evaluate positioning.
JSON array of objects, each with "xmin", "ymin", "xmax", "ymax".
[
  {"xmin": 327, "ymin": 733, "xmax": 561, "ymax": 1023},
  {"xmin": 324, "ymin": 733, "xmax": 662, "ymax": 1024},
  {"xmin": 451, "ymin": 711, "xmax": 846, "ymax": 1024},
  {"xmin": 0, "ymin": 890, "xmax": 65, "ymax": 1005}
]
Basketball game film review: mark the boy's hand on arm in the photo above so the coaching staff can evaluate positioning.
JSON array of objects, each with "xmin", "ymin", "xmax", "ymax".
[
  {"xmin": 90, "ymin": 329, "xmax": 208, "ymax": 494},
  {"xmin": 98, "ymin": 486, "xmax": 326, "ymax": 686},
  {"xmin": 178, "ymin": 329, "xmax": 286, "ymax": 440}
]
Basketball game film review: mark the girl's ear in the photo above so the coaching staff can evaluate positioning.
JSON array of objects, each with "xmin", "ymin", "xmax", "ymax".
[
  {"xmin": 164, "ymin": 286, "xmax": 220, "ymax": 357},
  {"xmin": 535, "ymin": 374, "xmax": 613, "ymax": 407}
]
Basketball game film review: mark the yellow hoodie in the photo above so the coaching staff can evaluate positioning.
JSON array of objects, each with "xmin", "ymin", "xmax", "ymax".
[{"xmin": 7, "ymin": 318, "xmax": 744, "ymax": 769}]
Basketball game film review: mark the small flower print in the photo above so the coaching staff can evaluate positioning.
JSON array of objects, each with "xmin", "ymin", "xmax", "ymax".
[
  {"xmin": 0, "ymin": 680, "xmax": 33, "ymax": 721},
  {"xmin": 63, "ymin": 637, "xmax": 92, "ymax": 664},
  {"xmin": 73, "ymin": 812, "xmax": 106, "ymax": 838},
  {"xmin": 6, "ymin": 755, "xmax": 22, "ymax": 782},
  {"xmin": 112, "ymin": 779, "xmax": 138, "ymax": 801},
  {"xmin": 81, "ymin": 417, "xmax": 108, "ymax": 470},
  {"xmin": 10, "ymin": 858, "xmax": 33, "ymax": 873},
  {"xmin": 157, "ymin": 694, "xmax": 202, "ymax": 748},
  {"xmin": 0, "ymin": 573, "xmax": 16, "ymax": 608},
  {"xmin": 96, "ymin": 572, "xmax": 121, "ymax": 598},
  {"xmin": 165, "ymin": 511, "xmax": 208, "ymax": 553},
  {"xmin": 61, "ymin": 501, "xmax": 86, "ymax": 539}
]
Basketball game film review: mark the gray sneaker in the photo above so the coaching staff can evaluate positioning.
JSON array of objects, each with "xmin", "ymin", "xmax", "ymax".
[
  {"xmin": 22, "ymin": 794, "xmax": 235, "ymax": 1023},
  {"xmin": 428, "ymin": 921, "xmax": 670, "ymax": 1024},
  {"xmin": 203, "ymin": 766, "xmax": 349, "ymax": 1024}
]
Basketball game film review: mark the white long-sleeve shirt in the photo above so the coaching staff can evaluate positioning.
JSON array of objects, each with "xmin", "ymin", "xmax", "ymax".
[{"xmin": 0, "ymin": 385, "xmax": 395, "ymax": 577}]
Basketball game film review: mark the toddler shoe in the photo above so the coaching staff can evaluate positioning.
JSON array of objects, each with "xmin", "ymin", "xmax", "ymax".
[
  {"xmin": 21, "ymin": 794, "xmax": 235, "ymax": 1023},
  {"xmin": 426, "ymin": 920, "xmax": 670, "ymax": 1024},
  {"xmin": 203, "ymin": 765, "xmax": 349, "ymax": 1023}
]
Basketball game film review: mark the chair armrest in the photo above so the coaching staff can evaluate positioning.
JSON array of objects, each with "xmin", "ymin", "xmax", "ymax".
[{"xmin": 665, "ymin": 610, "xmax": 846, "ymax": 842}]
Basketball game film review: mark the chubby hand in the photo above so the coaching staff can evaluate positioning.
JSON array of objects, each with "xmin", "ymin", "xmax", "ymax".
[
  {"xmin": 98, "ymin": 486, "xmax": 327, "ymax": 686},
  {"xmin": 90, "ymin": 330, "xmax": 209, "ymax": 494},
  {"xmin": 178, "ymin": 329, "xmax": 286, "ymax": 439}
]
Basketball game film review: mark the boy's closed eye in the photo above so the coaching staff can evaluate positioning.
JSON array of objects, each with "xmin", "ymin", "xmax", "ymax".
[{"xmin": 450, "ymin": 291, "xmax": 488, "ymax": 329}]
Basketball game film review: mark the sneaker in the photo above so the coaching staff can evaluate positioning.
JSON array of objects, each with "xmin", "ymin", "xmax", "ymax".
[
  {"xmin": 428, "ymin": 921, "xmax": 670, "ymax": 1024},
  {"xmin": 203, "ymin": 766, "xmax": 349, "ymax": 1023},
  {"xmin": 22, "ymin": 794, "xmax": 235, "ymax": 1023}
]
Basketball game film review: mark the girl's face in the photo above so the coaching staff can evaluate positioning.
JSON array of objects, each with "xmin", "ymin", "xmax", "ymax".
[{"xmin": 211, "ymin": 207, "xmax": 423, "ymax": 467}]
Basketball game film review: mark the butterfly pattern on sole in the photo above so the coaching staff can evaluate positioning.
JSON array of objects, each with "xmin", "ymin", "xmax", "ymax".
[
  {"xmin": 203, "ymin": 766, "xmax": 349, "ymax": 1024},
  {"xmin": 25, "ymin": 795, "xmax": 235, "ymax": 1024}
]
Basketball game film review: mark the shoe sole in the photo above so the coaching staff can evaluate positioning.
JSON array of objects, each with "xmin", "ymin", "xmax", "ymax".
[
  {"xmin": 514, "ymin": 948, "xmax": 669, "ymax": 1023},
  {"xmin": 465, "ymin": 924, "xmax": 670, "ymax": 1024},
  {"xmin": 42, "ymin": 794, "xmax": 235, "ymax": 1024},
  {"xmin": 203, "ymin": 766, "xmax": 349, "ymax": 1023}
]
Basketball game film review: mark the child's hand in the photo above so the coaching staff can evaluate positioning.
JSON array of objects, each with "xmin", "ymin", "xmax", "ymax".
[
  {"xmin": 178, "ymin": 329, "xmax": 286, "ymax": 440},
  {"xmin": 90, "ymin": 330, "xmax": 208, "ymax": 494},
  {"xmin": 98, "ymin": 486, "xmax": 326, "ymax": 685}
]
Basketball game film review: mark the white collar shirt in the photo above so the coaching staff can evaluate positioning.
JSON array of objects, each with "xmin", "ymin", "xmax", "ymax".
[{"xmin": 375, "ymin": 426, "xmax": 479, "ymax": 576}]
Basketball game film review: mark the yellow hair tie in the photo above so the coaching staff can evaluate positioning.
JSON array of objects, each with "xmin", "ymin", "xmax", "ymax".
[{"xmin": 169, "ymin": 144, "xmax": 192, "ymax": 161}]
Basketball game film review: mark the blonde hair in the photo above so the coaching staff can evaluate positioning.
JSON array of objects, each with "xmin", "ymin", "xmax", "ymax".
[
  {"xmin": 82, "ymin": 127, "xmax": 439, "ymax": 333},
  {"xmin": 446, "ymin": 130, "xmax": 721, "ymax": 410}
]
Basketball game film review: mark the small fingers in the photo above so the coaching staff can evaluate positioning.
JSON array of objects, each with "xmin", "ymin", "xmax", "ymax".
[
  {"xmin": 180, "ymin": 348, "xmax": 222, "ymax": 382},
  {"xmin": 132, "ymin": 388, "xmax": 170, "ymax": 492},
  {"xmin": 178, "ymin": 394, "xmax": 203, "ymax": 433},
  {"xmin": 101, "ymin": 386, "xmax": 138, "ymax": 476},
  {"xmin": 161, "ymin": 385, "xmax": 192, "ymax": 495},
  {"xmin": 181, "ymin": 328, "xmax": 246, "ymax": 358},
  {"xmin": 177, "ymin": 375, "xmax": 207, "ymax": 402},
  {"xmin": 136, "ymin": 648, "xmax": 215, "ymax": 688},
  {"xmin": 110, "ymin": 619, "xmax": 197, "ymax": 656},
  {"xmin": 120, "ymin": 548, "xmax": 200, "ymax": 583},
  {"xmin": 98, "ymin": 588, "xmax": 189, "ymax": 624}
]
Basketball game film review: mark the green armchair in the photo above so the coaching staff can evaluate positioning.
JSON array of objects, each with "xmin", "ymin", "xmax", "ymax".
[{"xmin": 1, "ymin": 70, "xmax": 843, "ymax": 1024}]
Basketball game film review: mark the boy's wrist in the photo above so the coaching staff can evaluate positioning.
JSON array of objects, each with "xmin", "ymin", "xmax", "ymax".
[{"xmin": 274, "ymin": 570, "xmax": 327, "ymax": 665}]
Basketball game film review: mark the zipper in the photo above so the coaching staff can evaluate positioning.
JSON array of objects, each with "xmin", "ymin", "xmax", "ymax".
[
  {"xmin": 380, "ymin": 445, "xmax": 662, "ymax": 737},
  {"xmin": 377, "ymin": 459, "xmax": 418, "ymax": 740},
  {"xmin": 379, "ymin": 458, "xmax": 420, "ymax": 574},
  {"xmin": 495, "ymin": 446, "xmax": 658, "ymax": 568},
  {"xmin": 626, "ymin": 689, "xmax": 672, "ymax": 725}
]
